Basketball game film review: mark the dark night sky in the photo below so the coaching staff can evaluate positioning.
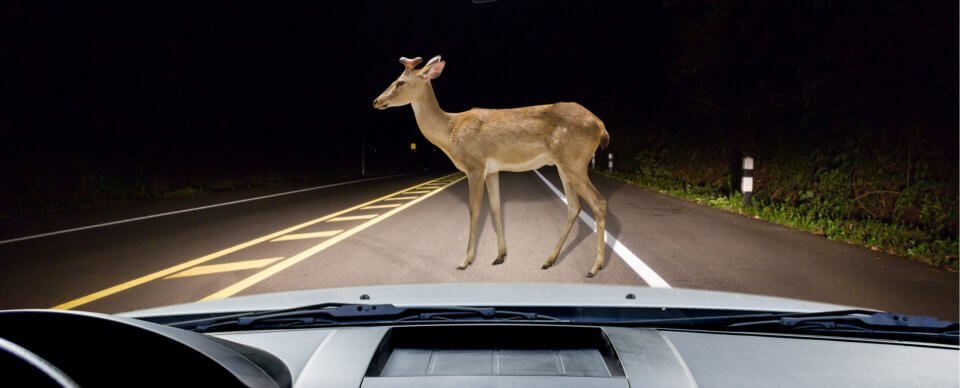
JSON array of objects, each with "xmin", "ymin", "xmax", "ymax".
[
  {"xmin": 5, "ymin": 1, "xmax": 666, "ymax": 136},
  {"xmin": 2, "ymin": 0, "xmax": 956, "ymax": 212}
]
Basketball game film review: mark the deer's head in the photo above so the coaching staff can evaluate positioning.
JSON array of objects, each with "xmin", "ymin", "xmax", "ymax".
[{"xmin": 373, "ymin": 55, "xmax": 446, "ymax": 110}]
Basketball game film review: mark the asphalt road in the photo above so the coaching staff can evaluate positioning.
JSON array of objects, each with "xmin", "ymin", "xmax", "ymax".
[{"xmin": 0, "ymin": 169, "xmax": 956, "ymax": 319}]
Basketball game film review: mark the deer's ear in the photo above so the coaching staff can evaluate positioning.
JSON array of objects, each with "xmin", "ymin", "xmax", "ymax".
[
  {"xmin": 418, "ymin": 56, "xmax": 445, "ymax": 80},
  {"xmin": 399, "ymin": 56, "xmax": 422, "ymax": 70}
]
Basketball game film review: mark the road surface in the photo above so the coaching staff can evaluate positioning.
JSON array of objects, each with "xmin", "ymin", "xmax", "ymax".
[{"xmin": 0, "ymin": 169, "xmax": 956, "ymax": 319}]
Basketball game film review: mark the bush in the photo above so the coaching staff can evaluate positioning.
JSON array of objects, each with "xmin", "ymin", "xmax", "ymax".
[{"xmin": 601, "ymin": 130, "xmax": 958, "ymax": 270}]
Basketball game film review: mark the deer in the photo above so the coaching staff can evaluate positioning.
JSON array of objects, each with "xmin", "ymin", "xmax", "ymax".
[{"xmin": 373, "ymin": 55, "xmax": 611, "ymax": 277}]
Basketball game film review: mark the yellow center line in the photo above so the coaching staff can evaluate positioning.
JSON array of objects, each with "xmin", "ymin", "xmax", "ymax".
[
  {"xmin": 361, "ymin": 204, "xmax": 402, "ymax": 210},
  {"xmin": 404, "ymin": 190, "xmax": 431, "ymax": 194},
  {"xmin": 201, "ymin": 175, "xmax": 466, "ymax": 301},
  {"xmin": 384, "ymin": 196, "xmax": 418, "ymax": 201},
  {"xmin": 50, "ymin": 173, "xmax": 462, "ymax": 310},
  {"xmin": 165, "ymin": 258, "xmax": 283, "ymax": 279},
  {"xmin": 271, "ymin": 230, "xmax": 343, "ymax": 242},
  {"xmin": 327, "ymin": 214, "xmax": 379, "ymax": 222}
]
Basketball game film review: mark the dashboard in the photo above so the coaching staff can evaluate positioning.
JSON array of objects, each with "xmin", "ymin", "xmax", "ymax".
[{"xmin": 0, "ymin": 309, "xmax": 957, "ymax": 387}]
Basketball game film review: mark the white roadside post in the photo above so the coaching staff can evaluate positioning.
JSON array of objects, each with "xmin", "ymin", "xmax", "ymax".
[
  {"xmin": 591, "ymin": 155, "xmax": 596, "ymax": 170},
  {"xmin": 742, "ymin": 156, "xmax": 754, "ymax": 206},
  {"xmin": 608, "ymin": 153, "xmax": 614, "ymax": 173}
]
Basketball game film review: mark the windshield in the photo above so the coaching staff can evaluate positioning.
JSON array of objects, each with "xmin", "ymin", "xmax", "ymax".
[{"xmin": 0, "ymin": 1, "xmax": 956, "ymax": 326}]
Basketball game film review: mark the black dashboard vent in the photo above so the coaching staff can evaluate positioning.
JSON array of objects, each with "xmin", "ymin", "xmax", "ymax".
[{"xmin": 365, "ymin": 325, "xmax": 625, "ymax": 377}]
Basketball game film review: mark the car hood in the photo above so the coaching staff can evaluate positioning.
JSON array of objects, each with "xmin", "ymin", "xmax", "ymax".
[{"xmin": 118, "ymin": 283, "xmax": 859, "ymax": 318}]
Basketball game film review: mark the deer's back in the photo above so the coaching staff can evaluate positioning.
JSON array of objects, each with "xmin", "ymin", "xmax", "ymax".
[{"xmin": 449, "ymin": 102, "xmax": 604, "ymax": 172}]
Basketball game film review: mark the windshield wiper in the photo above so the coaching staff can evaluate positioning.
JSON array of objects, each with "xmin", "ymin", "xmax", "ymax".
[
  {"xmin": 166, "ymin": 306, "xmax": 957, "ymax": 344},
  {"xmin": 727, "ymin": 311, "xmax": 958, "ymax": 340},
  {"xmin": 171, "ymin": 303, "xmax": 564, "ymax": 332},
  {"xmin": 611, "ymin": 310, "xmax": 958, "ymax": 345}
]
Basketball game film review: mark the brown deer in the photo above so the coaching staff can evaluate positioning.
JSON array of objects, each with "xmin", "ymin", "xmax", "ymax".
[{"xmin": 374, "ymin": 56, "xmax": 611, "ymax": 277}]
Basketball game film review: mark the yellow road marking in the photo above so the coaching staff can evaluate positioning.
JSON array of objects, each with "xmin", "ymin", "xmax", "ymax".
[
  {"xmin": 327, "ymin": 214, "xmax": 379, "ymax": 222},
  {"xmin": 385, "ymin": 196, "xmax": 418, "ymax": 201},
  {"xmin": 165, "ymin": 258, "xmax": 283, "ymax": 279},
  {"xmin": 405, "ymin": 190, "xmax": 431, "ymax": 194},
  {"xmin": 201, "ymin": 175, "xmax": 466, "ymax": 301},
  {"xmin": 361, "ymin": 204, "xmax": 402, "ymax": 210},
  {"xmin": 51, "ymin": 173, "xmax": 461, "ymax": 310},
  {"xmin": 271, "ymin": 230, "xmax": 343, "ymax": 242}
]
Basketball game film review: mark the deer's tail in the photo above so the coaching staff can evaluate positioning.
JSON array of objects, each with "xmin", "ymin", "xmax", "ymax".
[{"xmin": 598, "ymin": 120, "xmax": 610, "ymax": 150}]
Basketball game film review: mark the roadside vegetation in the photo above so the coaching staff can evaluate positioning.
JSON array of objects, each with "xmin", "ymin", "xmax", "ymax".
[
  {"xmin": 597, "ymin": 132, "xmax": 958, "ymax": 270},
  {"xmin": 0, "ymin": 139, "xmax": 424, "ymax": 220},
  {"xmin": 0, "ymin": 172, "xmax": 357, "ymax": 220},
  {"xmin": 596, "ymin": 1, "xmax": 957, "ymax": 270}
]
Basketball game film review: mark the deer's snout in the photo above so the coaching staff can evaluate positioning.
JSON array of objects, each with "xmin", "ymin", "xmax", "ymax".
[{"xmin": 373, "ymin": 98, "xmax": 387, "ymax": 110}]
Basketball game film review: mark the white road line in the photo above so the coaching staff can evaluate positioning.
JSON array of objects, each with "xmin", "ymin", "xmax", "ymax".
[
  {"xmin": 0, "ymin": 174, "xmax": 406, "ymax": 246},
  {"xmin": 533, "ymin": 169, "xmax": 671, "ymax": 288}
]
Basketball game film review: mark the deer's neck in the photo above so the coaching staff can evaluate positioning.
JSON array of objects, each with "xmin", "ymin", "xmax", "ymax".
[{"xmin": 411, "ymin": 83, "xmax": 452, "ymax": 150}]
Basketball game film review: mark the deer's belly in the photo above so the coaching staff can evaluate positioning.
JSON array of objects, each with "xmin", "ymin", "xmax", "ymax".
[{"xmin": 486, "ymin": 153, "xmax": 554, "ymax": 173}]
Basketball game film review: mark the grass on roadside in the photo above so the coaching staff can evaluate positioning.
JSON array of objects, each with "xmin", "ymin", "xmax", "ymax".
[
  {"xmin": 4, "ymin": 171, "xmax": 386, "ymax": 219},
  {"xmin": 597, "ymin": 169, "xmax": 959, "ymax": 270}
]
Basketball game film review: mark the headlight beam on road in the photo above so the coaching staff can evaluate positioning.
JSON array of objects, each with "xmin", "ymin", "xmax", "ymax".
[{"xmin": 50, "ymin": 173, "xmax": 463, "ymax": 310}]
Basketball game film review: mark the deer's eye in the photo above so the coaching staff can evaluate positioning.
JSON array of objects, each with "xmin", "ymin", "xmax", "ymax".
[{"xmin": 396, "ymin": 81, "xmax": 405, "ymax": 87}]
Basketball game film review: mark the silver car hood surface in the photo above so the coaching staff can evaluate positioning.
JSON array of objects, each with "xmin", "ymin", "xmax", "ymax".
[
  {"xmin": 105, "ymin": 285, "xmax": 956, "ymax": 388},
  {"xmin": 118, "ymin": 283, "xmax": 856, "ymax": 318}
]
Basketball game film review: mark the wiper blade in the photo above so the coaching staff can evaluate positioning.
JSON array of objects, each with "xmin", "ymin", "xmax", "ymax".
[
  {"xmin": 167, "ymin": 302, "xmax": 353, "ymax": 331},
  {"xmin": 174, "ymin": 304, "xmax": 563, "ymax": 332},
  {"xmin": 607, "ymin": 309, "xmax": 958, "ymax": 343},
  {"xmin": 394, "ymin": 307, "xmax": 560, "ymax": 322},
  {"xmin": 728, "ymin": 311, "xmax": 958, "ymax": 336},
  {"xmin": 734, "ymin": 311, "xmax": 956, "ymax": 329}
]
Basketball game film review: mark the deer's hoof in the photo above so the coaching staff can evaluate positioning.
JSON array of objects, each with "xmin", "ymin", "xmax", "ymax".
[
  {"xmin": 541, "ymin": 263, "xmax": 552, "ymax": 270},
  {"xmin": 585, "ymin": 271, "xmax": 598, "ymax": 278},
  {"xmin": 492, "ymin": 253, "xmax": 506, "ymax": 265},
  {"xmin": 456, "ymin": 265, "xmax": 467, "ymax": 270}
]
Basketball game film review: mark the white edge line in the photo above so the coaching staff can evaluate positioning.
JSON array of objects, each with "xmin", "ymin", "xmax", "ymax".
[
  {"xmin": 533, "ymin": 169, "xmax": 671, "ymax": 288},
  {"xmin": 0, "ymin": 174, "xmax": 407, "ymax": 246}
]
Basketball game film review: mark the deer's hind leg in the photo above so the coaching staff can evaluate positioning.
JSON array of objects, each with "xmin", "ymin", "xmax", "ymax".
[
  {"xmin": 542, "ymin": 168, "xmax": 581, "ymax": 270},
  {"xmin": 566, "ymin": 166, "xmax": 607, "ymax": 277}
]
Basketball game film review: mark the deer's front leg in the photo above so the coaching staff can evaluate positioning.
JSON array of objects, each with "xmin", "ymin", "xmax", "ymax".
[
  {"xmin": 457, "ymin": 173, "xmax": 485, "ymax": 270},
  {"xmin": 485, "ymin": 173, "xmax": 507, "ymax": 265}
]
